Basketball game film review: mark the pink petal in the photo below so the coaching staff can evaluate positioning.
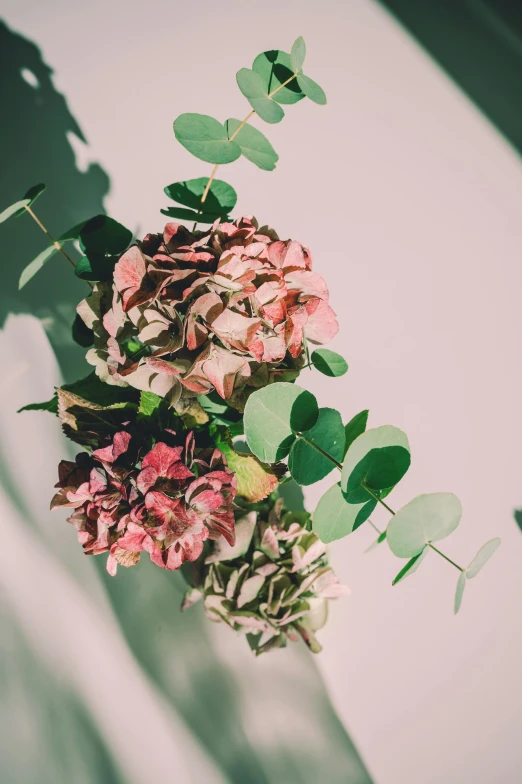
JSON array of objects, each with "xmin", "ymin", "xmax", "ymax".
[{"xmin": 305, "ymin": 300, "xmax": 339, "ymax": 344}]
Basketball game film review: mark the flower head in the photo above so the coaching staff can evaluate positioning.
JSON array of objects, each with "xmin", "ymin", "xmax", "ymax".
[
  {"xmin": 77, "ymin": 217, "xmax": 338, "ymax": 407},
  {"xmin": 181, "ymin": 498, "xmax": 349, "ymax": 655},
  {"xmin": 51, "ymin": 430, "xmax": 236, "ymax": 575}
]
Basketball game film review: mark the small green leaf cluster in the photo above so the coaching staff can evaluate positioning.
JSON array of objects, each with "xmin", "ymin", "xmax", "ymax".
[{"xmin": 243, "ymin": 371, "xmax": 501, "ymax": 613}]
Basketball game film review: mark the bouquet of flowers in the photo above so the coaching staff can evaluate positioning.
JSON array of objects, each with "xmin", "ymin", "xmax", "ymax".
[{"xmin": 1, "ymin": 37, "xmax": 500, "ymax": 654}]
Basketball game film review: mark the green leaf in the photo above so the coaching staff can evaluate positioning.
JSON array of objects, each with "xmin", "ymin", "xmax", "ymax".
[
  {"xmin": 297, "ymin": 74, "xmax": 327, "ymax": 105},
  {"xmin": 244, "ymin": 382, "xmax": 318, "ymax": 463},
  {"xmin": 236, "ymin": 68, "xmax": 285, "ymax": 124},
  {"xmin": 343, "ymin": 410, "xmax": 369, "ymax": 456},
  {"xmin": 290, "ymin": 36, "xmax": 306, "ymax": 73},
  {"xmin": 454, "ymin": 572, "xmax": 466, "ymax": 615},
  {"xmin": 75, "ymin": 253, "xmax": 118, "ymax": 281},
  {"xmin": 288, "ymin": 407, "xmax": 345, "ymax": 485},
  {"xmin": 19, "ymin": 245, "xmax": 58, "ymax": 289},
  {"xmin": 0, "ymin": 199, "xmax": 30, "ymax": 223},
  {"xmin": 341, "ymin": 425, "xmax": 410, "ymax": 495},
  {"xmin": 466, "ymin": 538, "xmax": 501, "ymax": 578},
  {"xmin": 311, "ymin": 348, "xmax": 348, "ymax": 377},
  {"xmin": 23, "ymin": 182, "xmax": 46, "ymax": 205},
  {"xmin": 313, "ymin": 483, "xmax": 375, "ymax": 543},
  {"xmin": 225, "ymin": 119, "xmax": 279, "ymax": 171},
  {"xmin": 164, "ymin": 177, "xmax": 237, "ymax": 216},
  {"xmin": 61, "ymin": 372, "xmax": 138, "ymax": 408},
  {"xmin": 392, "ymin": 547, "xmax": 428, "ymax": 585},
  {"xmin": 387, "ymin": 492, "xmax": 463, "ymax": 558},
  {"xmin": 217, "ymin": 442, "xmax": 281, "ymax": 502},
  {"xmin": 514, "ymin": 509, "xmax": 522, "ymax": 532},
  {"xmin": 160, "ymin": 206, "xmax": 221, "ymax": 224},
  {"xmin": 174, "ymin": 113, "xmax": 242, "ymax": 164},
  {"xmin": 139, "ymin": 391, "xmax": 163, "ymax": 417},
  {"xmin": 365, "ymin": 530, "xmax": 386, "ymax": 553},
  {"xmin": 252, "ymin": 50, "xmax": 304, "ymax": 104},
  {"xmin": 72, "ymin": 313, "xmax": 94, "ymax": 347},
  {"xmin": 18, "ymin": 395, "xmax": 58, "ymax": 414},
  {"xmin": 79, "ymin": 215, "xmax": 132, "ymax": 255}
]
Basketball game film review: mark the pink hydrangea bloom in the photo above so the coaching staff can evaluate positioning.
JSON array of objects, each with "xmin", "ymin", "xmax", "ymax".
[
  {"xmin": 51, "ymin": 431, "xmax": 236, "ymax": 575},
  {"xmin": 77, "ymin": 217, "xmax": 338, "ymax": 406}
]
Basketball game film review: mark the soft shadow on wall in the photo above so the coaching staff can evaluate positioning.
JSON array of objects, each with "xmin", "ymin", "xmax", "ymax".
[{"xmin": 0, "ymin": 20, "xmax": 373, "ymax": 784}]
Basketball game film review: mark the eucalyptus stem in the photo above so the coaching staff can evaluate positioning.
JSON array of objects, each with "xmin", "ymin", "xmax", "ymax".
[
  {"xmin": 25, "ymin": 205, "xmax": 76, "ymax": 269},
  {"xmin": 24, "ymin": 204, "xmax": 93, "ymax": 290},
  {"xmin": 297, "ymin": 434, "xmax": 342, "ymax": 469},
  {"xmin": 196, "ymin": 72, "xmax": 299, "ymax": 218},
  {"xmin": 298, "ymin": 433, "xmax": 464, "ymax": 571}
]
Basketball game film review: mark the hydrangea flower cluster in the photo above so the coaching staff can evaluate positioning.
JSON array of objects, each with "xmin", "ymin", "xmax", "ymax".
[
  {"xmin": 183, "ymin": 498, "xmax": 349, "ymax": 655},
  {"xmin": 77, "ymin": 217, "xmax": 338, "ymax": 408},
  {"xmin": 51, "ymin": 430, "xmax": 236, "ymax": 575}
]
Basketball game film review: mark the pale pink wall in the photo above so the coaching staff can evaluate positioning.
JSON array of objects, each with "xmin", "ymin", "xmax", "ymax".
[{"xmin": 2, "ymin": 0, "xmax": 522, "ymax": 781}]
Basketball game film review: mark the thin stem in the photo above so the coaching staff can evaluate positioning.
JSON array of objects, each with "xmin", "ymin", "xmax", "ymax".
[
  {"xmin": 427, "ymin": 543, "xmax": 464, "ymax": 573},
  {"xmin": 24, "ymin": 204, "xmax": 94, "ymax": 290},
  {"xmin": 297, "ymin": 434, "xmax": 343, "ymax": 470},
  {"xmin": 197, "ymin": 73, "xmax": 299, "ymax": 213},
  {"xmin": 361, "ymin": 482, "xmax": 396, "ymax": 516}
]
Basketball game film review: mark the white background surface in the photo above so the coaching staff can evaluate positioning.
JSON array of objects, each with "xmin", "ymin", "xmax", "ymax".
[{"xmin": 2, "ymin": 1, "xmax": 522, "ymax": 781}]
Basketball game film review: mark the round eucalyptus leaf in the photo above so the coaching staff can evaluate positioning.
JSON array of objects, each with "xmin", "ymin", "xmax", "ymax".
[
  {"xmin": 75, "ymin": 253, "xmax": 117, "ymax": 282},
  {"xmin": 392, "ymin": 547, "xmax": 428, "ymax": 586},
  {"xmin": 19, "ymin": 245, "xmax": 57, "ymax": 289},
  {"xmin": 0, "ymin": 199, "xmax": 30, "ymax": 223},
  {"xmin": 343, "ymin": 409, "xmax": 369, "ymax": 456},
  {"xmin": 248, "ymin": 97, "xmax": 285, "ymax": 124},
  {"xmin": 79, "ymin": 215, "xmax": 132, "ymax": 255},
  {"xmin": 252, "ymin": 50, "xmax": 304, "ymax": 104},
  {"xmin": 387, "ymin": 493, "xmax": 463, "ymax": 558},
  {"xmin": 311, "ymin": 348, "xmax": 348, "ymax": 377},
  {"xmin": 236, "ymin": 67, "xmax": 268, "ymax": 99},
  {"xmin": 313, "ymin": 483, "xmax": 374, "ymax": 543},
  {"xmin": 23, "ymin": 182, "xmax": 46, "ymax": 205},
  {"xmin": 466, "ymin": 537, "xmax": 501, "ymax": 578},
  {"xmin": 341, "ymin": 425, "xmax": 410, "ymax": 494},
  {"xmin": 72, "ymin": 314, "xmax": 94, "ymax": 348},
  {"xmin": 164, "ymin": 177, "xmax": 237, "ymax": 215},
  {"xmin": 244, "ymin": 383, "xmax": 318, "ymax": 463},
  {"xmin": 160, "ymin": 206, "xmax": 221, "ymax": 224},
  {"xmin": 288, "ymin": 407, "xmax": 345, "ymax": 485},
  {"xmin": 226, "ymin": 119, "xmax": 279, "ymax": 170},
  {"xmin": 454, "ymin": 571, "xmax": 466, "ymax": 615},
  {"xmin": 290, "ymin": 36, "xmax": 306, "ymax": 73},
  {"xmin": 297, "ymin": 73, "xmax": 327, "ymax": 105},
  {"xmin": 174, "ymin": 113, "xmax": 242, "ymax": 164}
]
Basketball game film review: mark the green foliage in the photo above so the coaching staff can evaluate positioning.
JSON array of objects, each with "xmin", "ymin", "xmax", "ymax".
[
  {"xmin": 23, "ymin": 183, "xmax": 46, "ymax": 204},
  {"xmin": 236, "ymin": 68, "xmax": 285, "ymax": 124},
  {"xmin": 62, "ymin": 372, "xmax": 138, "ymax": 408},
  {"xmin": 297, "ymin": 74, "xmax": 327, "ymax": 105},
  {"xmin": 313, "ymin": 483, "xmax": 374, "ymax": 543},
  {"xmin": 225, "ymin": 119, "xmax": 279, "ymax": 170},
  {"xmin": 343, "ymin": 410, "xmax": 369, "ymax": 456},
  {"xmin": 18, "ymin": 395, "xmax": 58, "ymax": 414},
  {"xmin": 288, "ymin": 407, "xmax": 344, "ymax": 485},
  {"xmin": 19, "ymin": 245, "xmax": 58, "ymax": 289},
  {"xmin": 79, "ymin": 215, "xmax": 132, "ymax": 256},
  {"xmin": 0, "ymin": 199, "xmax": 30, "ymax": 223},
  {"xmin": 392, "ymin": 548, "xmax": 428, "ymax": 585},
  {"xmin": 466, "ymin": 538, "xmax": 501, "ymax": 578},
  {"xmin": 341, "ymin": 425, "xmax": 410, "ymax": 495},
  {"xmin": 387, "ymin": 492, "xmax": 462, "ymax": 558},
  {"xmin": 311, "ymin": 348, "xmax": 348, "ymax": 377},
  {"xmin": 174, "ymin": 113, "xmax": 242, "ymax": 164},
  {"xmin": 244, "ymin": 382, "xmax": 318, "ymax": 463},
  {"xmin": 454, "ymin": 572, "xmax": 466, "ymax": 615},
  {"xmin": 252, "ymin": 50, "xmax": 305, "ymax": 104},
  {"xmin": 139, "ymin": 391, "xmax": 163, "ymax": 417},
  {"xmin": 75, "ymin": 254, "xmax": 115, "ymax": 281},
  {"xmin": 0, "ymin": 183, "xmax": 46, "ymax": 224},
  {"xmin": 290, "ymin": 36, "xmax": 306, "ymax": 73},
  {"xmin": 162, "ymin": 177, "xmax": 237, "ymax": 217},
  {"xmin": 72, "ymin": 313, "xmax": 94, "ymax": 347}
]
